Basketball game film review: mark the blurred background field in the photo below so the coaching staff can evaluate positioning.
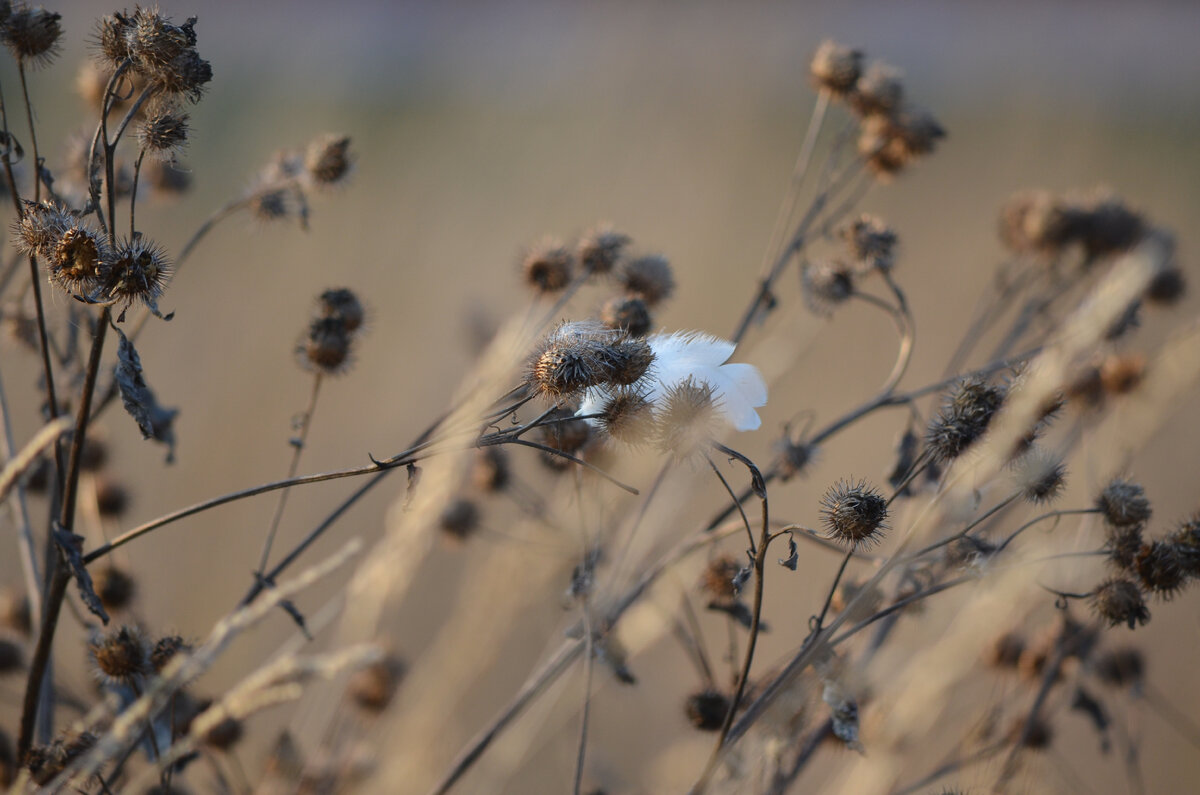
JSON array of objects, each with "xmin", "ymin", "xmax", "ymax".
[{"xmin": 1, "ymin": 1, "xmax": 1199, "ymax": 791}]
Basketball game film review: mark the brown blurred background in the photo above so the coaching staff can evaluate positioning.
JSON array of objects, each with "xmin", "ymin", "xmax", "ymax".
[{"xmin": 1, "ymin": 1, "xmax": 1198, "ymax": 792}]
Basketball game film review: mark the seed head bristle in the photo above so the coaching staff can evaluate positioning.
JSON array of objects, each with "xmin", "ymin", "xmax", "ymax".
[
  {"xmin": 1096, "ymin": 478, "xmax": 1152, "ymax": 528},
  {"xmin": 89, "ymin": 625, "xmax": 151, "ymax": 684},
  {"xmin": 522, "ymin": 238, "xmax": 574, "ymax": 294},
  {"xmin": 600, "ymin": 295, "xmax": 652, "ymax": 337},
  {"xmin": 926, "ymin": 377, "xmax": 1006, "ymax": 463},
  {"xmin": 2, "ymin": 5, "xmax": 63, "ymax": 68},
  {"xmin": 317, "ymin": 288, "xmax": 366, "ymax": 333},
  {"xmin": 305, "ymin": 134, "xmax": 353, "ymax": 188},
  {"xmin": 297, "ymin": 316, "xmax": 354, "ymax": 375},
  {"xmin": 102, "ymin": 236, "xmax": 171, "ymax": 307},
  {"xmin": 577, "ymin": 224, "xmax": 629, "ymax": 276},
  {"xmin": 653, "ymin": 377, "xmax": 720, "ymax": 458},
  {"xmin": 597, "ymin": 389, "xmax": 655, "ymax": 446},
  {"xmin": 138, "ymin": 104, "xmax": 190, "ymax": 159},
  {"xmin": 1134, "ymin": 541, "xmax": 1188, "ymax": 599}
]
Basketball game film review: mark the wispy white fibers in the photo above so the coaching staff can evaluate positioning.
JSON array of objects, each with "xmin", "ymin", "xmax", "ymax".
[{"xmin": 578, "ymin": 331, "xmax": 767, "ymax": 432}]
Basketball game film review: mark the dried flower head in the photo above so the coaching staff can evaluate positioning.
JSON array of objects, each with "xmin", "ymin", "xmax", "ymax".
[
  {"xmin": 347, "ymin": 654, "xmax": 405, "ymax": 712},
  {"xmin": 597, "ymin": 390, "xmax": 655, "ymax": 445},
  {"xmin": 685, "ymin": 689, "xmax": 730, "ymax": 731},
  {"xmin": 298, "ymin": 316, "xmax": 354, "ymax": 375},
  {"xmin": 1099, "ymin": 352, "xmax": 1146, "ymax": 395},
  {"xmin": 653, "ymin": 377, "xmax": 721, "ymax": 457},
  {"xmin": 820, "ymin": 478, "xmax": 888, "ymax": 550},
  {"xmin": 1091, "ymin": 647, "xmax": 1145, "ymax": 689},
  {"xmin": 2, "ymin": 5, "xmax": 62, "ymax": 67},
  {"xmin": 102, "ymin": 236, "xmax": 171, "ymax": 307},
  {"xmin": 439, "ymin": 498, "xmax": 480, "ymax": 542},
  {"xmin": 471, "ymin": 447, "xmax": 510, "ymax": 492},
  {"xmin": 619, "ymin": 254, "xmax": 674, "ymax": 306},
  {"xmin": 701, "ymin": 555, "xmax": 743, "ymax": 601},
  {"xmin": 304, "ymin": 134, "xmax": 353, "ymax": 188},
  {"xmin": 1078, "ymin": 193, "xmax": 1145, "ymax": 261},
  {"xmin": 1090, "ymin": 578, "xmax": 1150, "ymax": 629},
  {"xmin": 151, "ymin": 635, "xmax": 190, "ymax": 673},
  {"xmin": 24, "ymin": 731, "xmax": 96, "ymax": 786},
  {"xmin": 998, "ymin": 189, "xmax": 1080, "ymax": 256},
  {"xmin": 93, "ymin": 566, "xmax": 136, "ymax": 612},
  {"xmin": 14, "ymin": 200, "xmax": 72, "ymax": 261},
  {"xmin": 50, "ymin": 225, "xmax": 108, "ymax": 293},
  {"xmin": 605, "ymin": 337, "xmax": 654, "ymax": 386},
  {"xmin": 138, "ymin": 105, "xmax": 190, "ymax": 159},
  {"xmin": 926, "ymin": 377, "xmax": 1006, "ymax": 463},
  {"xmin": 577, "ymin": 224, "xmax": 629, "ymax": 276},
  {"xmin": 1012, "ymin": 449, "xmax": 1067, "ymax": 505},
  {"xmin": 801, "ymin": 259, "xmax": 854, "ymax": 315},
  {"xmin": 317, "ymin": 287, "xmax": 366, "ymax": 333},
  {"xmin": 809, "ymin": 39, "xmax": 862, "ymax": 96},
  {"xmin": 93, "ymin": 11, "xmax": 133, "ymax": 66},
  {"xmin": 522, "ymin": 238, "xmax": 574, "ymax": 294},
  {"xmin": 983, "ymin": 630, "xmax": 1025, "ymax": 669},
  {"xmin": 600, "ymin": 295, "xmax": 652, "ymax": 337},
  {"xmin": 1096, "ymin": 478, "xmax": 1152, "ymax": 528},
  {"xmin": 858, "ymin": 107, "xmax": 945, "ymax": 178},
  {"xmin": 528, "ymin": 322, "xmax": 624, "ymax": 400},
  {"xmin": 89, "ymin": 625, "xmax": 150, "ymax": 684},
  {"xmin": 848, "ymin": 62, "xmax": 904, "ymax": 117},
  {"xmin": 1168, "ymin": 513, "xmax": 1200, "ymax": 577},
  {"xmin": 1104, "ymin": 523, "xmax": 1143, "ymax": 573},
  {"xmin": 0, "ymin": 635, "xmax": 23, "ymax": 674},
  {"xmin": 840, "ymin": 213, "xmax": 898, "ymax": 272},
  {"xmin": 1134, "ymin": 541, "xmax": 1187, "ymax": 599},
  {"xmin": 95, "ymin": 478, "xmax": 129, "ymax": 518}
]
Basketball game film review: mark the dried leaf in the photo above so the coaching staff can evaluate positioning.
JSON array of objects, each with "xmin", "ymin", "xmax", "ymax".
[
  {"xmin": 54, "ymin": 527, "xmax": 109, "ymax": 624},
  {"xmin": 113, "ymin": 326, "xmax": 178, "ymax": 462},
  {"xmin": 779, "ymin": 535, "xmax": 799, "ymax": 570}
]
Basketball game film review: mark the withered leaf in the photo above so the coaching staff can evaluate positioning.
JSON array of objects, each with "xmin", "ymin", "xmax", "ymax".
[
  {"xmin": 54, "ymin": 526, "xmax": 109, "ymax": 624},
  {"xmin": 114, "ymin": 326, "xmax": 178, "ymax": 462}
]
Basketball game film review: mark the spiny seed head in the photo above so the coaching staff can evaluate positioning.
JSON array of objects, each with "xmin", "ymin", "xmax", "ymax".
[
  {"xmin": 1096, "ymin": 478, "xmax": 1152, "ymax": 528},
  {"xmin": 317, "ymin": 288, "xmax": 365, "ymax": 333},
  {"xmin": 347, "ymin": 655, "xmax": 404, "ymax": 712},
  {"xmin": 926, "ymin": 378, "xmax": 1006, "ymax": 463},
  {"xmin": 1134, "ymin": 541, "xmax": 1187, "ymax": 599},
  {"xmin": 93, "ymin": 12, "xmax": 133, "ymax": 65},
  {"xmin": 528, "ymin": 323, "xmax": 622, "ymax": 400},
  {"xmin": 1099, "ymin": 353, "xmax": 1146, "ymax": 395},
  {"xmin": 1104, "ymin": 523, "xmax": 1143, "ymax": 573},
  {"xmin": 471, "ymin": 446, "xmax": 510, "ymax": 492},
  {"xmin": 298, "ymin": 316, "xmax": 354, "ymax": 375},
  {"xmin": 685, "ymin": 689, "xmax": 730, "ymax": 731},
  {"xmin": 809, "ymin": 39, "xmax": 862, "ymax": 96},
  {"xmin": 95, "ymin": 478, "xmax": 129, "ymax": 517},
  {"xmin": 2, "ymin": 5, "xmax": 62, "ymax": 67},
  {"xmin": 857, "ymin": 107, "xmax": 945, "ymax": 179},
  {"xmin": 151, "ymin": 47, "xmax": 212, "ymax": 103},
  {"xmin": 1092, "ymin": 647, "xmax": 1144, "ymax": 689},
  {"xmin": 1091, "ymin": 578, "xmax": 1149, "ymax": 629},
  {"xmin": 203, "ymin": 715, "xmax": 243, "ymax": 750},
  {"xmin": 1012, "ymin": 449, "xmax": 1067, "ymax": 505},
  {"xmin": 619, "ymin": 254, "xmax": 674, "ymax": 306},
  {"xmin": 250, "ymin": 186, "xmax": 298, "ymax": 223},
  {"xmin": 150, "ymin": 635, "xmax": 190, "ymax": 673},
  {"xmin": 1078, "ymin": 193, "xmax": 1145, "ymax": 261},
  {"xmin": 654, "ymin": 377, "xmax": 720, "ymax": 457},
  {"xmin": 89, "ymin": 625, "xmax": 150, "ymax": 683},
  {"xmin": 1167, "ymin": 513, "xmax": 1200, "ymax": 577},
  {"xmin": 701, "ymin": 555, "xmax": 743, "ymax": 601},
  {"xmin": 840, "ymin": 214, "xmax": 898, "ymax": 272},
  {"xmin": 998, "ymin": 190, "xmax": 1080, "ymax": 256},
  {"xmin": 93, "ymin": 566, "xmax": 136, "ymax": 612},
  {"xmin": 577, "ymin": 225, "xmax": 629, "ymax": 276},
  {"xmin": 14, "ymin": 200, "xmax": 72, "ymax": 260},
  {"xmin": 801, "ymin": 259, "xmax": 854, "ymax": 315},
  {"xmin": 128, "ymin": 8, "xmax": 191, "ymax": 68},
  {"xmin": 983, "ymin": 630, "xmax": 1025, "ymax": 669},
  {"xmin": 598, "ymin": 390, "xmax": 655, "ymax": 445},
  {"xmin": 600, "ymin": 295, "xmax": 652, "ymax": 337},
  {"xmin": 537, "ymin": 407, "xmax": 592, "ymax": 455},
  {"xmin": 304, "ymin": 134, "xmax": 352, "ymax": 188},
  {"xmin": 50, "ymin": 226, "xmax": 107, "ymax": 291},
  {"xmin": 25, "ymin": 731, "xmax": 96, "ymax": 785},
  {"xmin": 102, "ymin": 237, "xmax": 171, "ymax": 306},
  {"xmin": 603, "ymin": 337, "xmax": 654, "ymax": 386},
  {"xmin": 522, "ymin": 238, "xmax": 574, "ymax": 294},
  {"xmin": 820, "ymin": 478, "xmax": 888, "ymax": 550},
  {"xmin": 0, "ymin": 635, "xmax": 23, "ymax": 673},
  {"xmin": 138, "ymin": 105, "xmax": 189, "ymax": 158},
  {"xmin": 847, "ymin": 62, "xmax": 904, "ymax": 117},
  {"xmin": 573, "ymin": 224, "xmax": 628, "ymax": 277},
  {"xmin": 144, "ymin": 158, "xmax": 192, "ymax": 195},
  {"xmin": 1145, "ymin": 265, "xmax": 1186, "ymax": 305},
  {"xmin": 439, "ymin": 498, "xmax": 480, "ymax": 542}
]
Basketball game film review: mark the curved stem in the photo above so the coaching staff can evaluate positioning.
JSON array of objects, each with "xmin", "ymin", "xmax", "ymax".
[{"xmin": 255, "ymin": 372, "xmax": 323, "ymax": 576}]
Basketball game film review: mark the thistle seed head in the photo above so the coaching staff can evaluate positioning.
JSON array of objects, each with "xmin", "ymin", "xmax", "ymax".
[
  {"xmin": 820, "ymin": 478, "xmax": 888, "ymax": 550},
  {"xmin": 801, "ymin": 259, "xmax": 854, "ymax": 316},
  {"xmin": 304, "ymin": 134, "xmax": 353, "ymax": 188},
  {"xmin": 600, "ymin": 295, "xmax": 652, "ymax": 337},
  {"xmin": 1090, "ymin": 578, "xmax": 1149, "ymax": 629},
  {"xmin": 439, "ymin": 498, "xmax": 480, "ymax": 543},
  {"xmin": 848, "ymin": 62, "xmax": 903, "ymax": 117},
  {"xmin": 522, "ymin": 238, "xmax": 574, "ymax": 294},
  {"xmin": 809, "ymin": 40, "xmax": 862, "ymax": 96},
  {"xmin": 102, "ymin": 236, "xmax": 171, "ymax": 307},
  {"xmin": 685, "ymin": 689, "xmax": 730, "ymax": 731},
  {"xmin": 297, "ymin": 316, "xmax": 354, "ymax": 375},
  {"xmin": 653, "ymin": 377, "xmax": 720, "ymax": 458},
  {"xmin": 89, "ymin": 625, "xmax": 150, "ymax": 684},
  {"xmin": 597, "ymin": 390, "xmax": 655, "ymax": 445},
  {"xmin": 317, "ymin": 288, "xmax": 366, "ymax": 333},
  {"xmin": 577, "ymin": 224, "xmax": 629, "ymax": 275},
  {"xmin": 93, "ymin": 566, "xmax": 136, "ymax": 612},
  {"xmin": 1096, "ymin": 478, "xmax": 1152, "ymax": 528},
  {"xmin": 2, "ymin": 5, "xmax": 62, "ymax": 67},
  {"xmin": 138, "ymin": 105, "xmax": 190, "ymax": 159},
  {"xmin": 619, "ymin": 254, "xmax": 674, "ymax": 306},
  {"xmin": 1134, "ymin": 541, "xmax": 1187, "ymax": 599},
  {"xmin": 926, "ymin": 377, "xmax": 1006, "ymax": 463}
]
